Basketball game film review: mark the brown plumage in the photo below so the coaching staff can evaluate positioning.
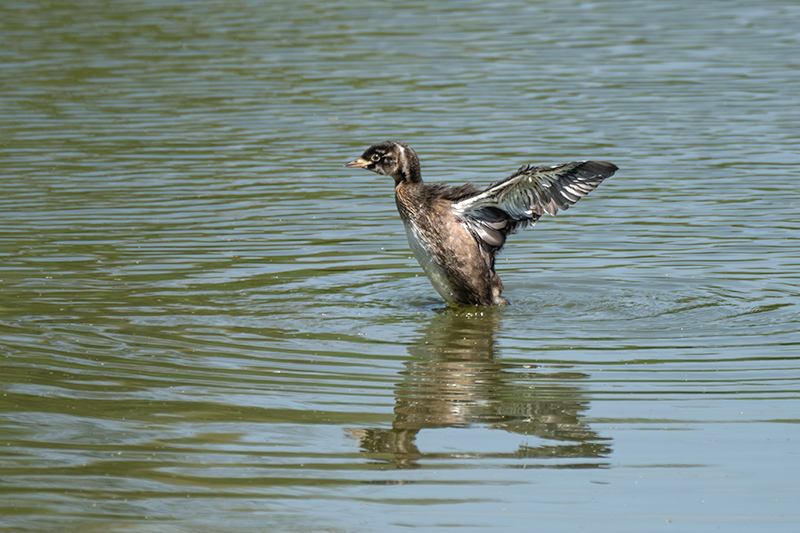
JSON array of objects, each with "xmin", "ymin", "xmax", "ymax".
[{"xmin": 346, "ymin": 141, "xmax": 617, "ymax": 306}]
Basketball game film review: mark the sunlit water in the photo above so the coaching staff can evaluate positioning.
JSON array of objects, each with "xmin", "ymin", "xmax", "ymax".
[{"xmin": 2, "ymin": 0, "xmax": 800, "ymax": 531}]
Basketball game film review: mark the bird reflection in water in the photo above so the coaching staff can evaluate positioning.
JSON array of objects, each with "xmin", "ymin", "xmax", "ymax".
[{"xmin": 348, "ymin": 308, "xmax": 610, "ymax": 469}]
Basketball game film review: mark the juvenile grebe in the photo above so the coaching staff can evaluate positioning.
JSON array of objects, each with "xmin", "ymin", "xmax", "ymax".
[{"xmin": 346, "ymin": 141, "xmax": 617, "ymax": 306}]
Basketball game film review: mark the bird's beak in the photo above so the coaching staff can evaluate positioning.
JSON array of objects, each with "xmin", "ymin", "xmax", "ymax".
[{"xmin": 345, "ymin": 157, "xmax": 369, "ymax": 169}]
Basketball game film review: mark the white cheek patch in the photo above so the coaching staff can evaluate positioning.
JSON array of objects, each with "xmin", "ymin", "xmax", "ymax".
[{"xmin": 394, "ymin": 143, "xmax": 410, "ymax": 178}]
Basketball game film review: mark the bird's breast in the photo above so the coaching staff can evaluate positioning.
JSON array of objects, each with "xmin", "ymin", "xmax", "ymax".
[{"xmin": 403, "ymin": 221, "xmax": 460, "ymax": 303}]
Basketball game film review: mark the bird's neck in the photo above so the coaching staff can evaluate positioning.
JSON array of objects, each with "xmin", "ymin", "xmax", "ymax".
[
  {"xmin": 394, "ymin": 180, "xmax": 427, "ymax": 222},
  {"xmin": 392, "ymin": 145, "xmax": 422, "ymax": 184}
]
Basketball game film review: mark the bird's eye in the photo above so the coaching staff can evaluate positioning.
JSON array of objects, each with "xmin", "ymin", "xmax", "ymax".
[{"xmin": 371, "ymin": 153, "xmax": 381, "ymax": 162}]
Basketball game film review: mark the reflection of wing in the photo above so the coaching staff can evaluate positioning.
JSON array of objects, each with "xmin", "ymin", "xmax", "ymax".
[{"xmin": 455, "ymin": 160, "xmax": 618, "ymax": 219}]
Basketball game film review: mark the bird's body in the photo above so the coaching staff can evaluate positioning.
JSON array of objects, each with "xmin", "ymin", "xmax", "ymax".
[{"xmin": 346, "ymin": 141, "xmax": 617, "ymax": 306}]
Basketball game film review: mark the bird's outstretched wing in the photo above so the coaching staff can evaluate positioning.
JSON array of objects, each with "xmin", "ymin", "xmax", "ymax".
[
  {"xmin": 453, "ymin": 160, "xmax": 617, "ymax": 251},
  {"xmin": 455, "ymin": 160, "xmax": 617, "ymax": 219}
]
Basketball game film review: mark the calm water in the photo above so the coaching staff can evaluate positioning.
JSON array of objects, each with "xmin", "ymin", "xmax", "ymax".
[{"xmin": 2, "ymin": 0, "xmax": 800, "ymax": 531}]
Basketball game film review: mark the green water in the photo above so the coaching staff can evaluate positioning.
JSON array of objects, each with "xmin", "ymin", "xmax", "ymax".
[{"xmin": 2, "ymin": 0, "xmax": 799, "ymax": 531}]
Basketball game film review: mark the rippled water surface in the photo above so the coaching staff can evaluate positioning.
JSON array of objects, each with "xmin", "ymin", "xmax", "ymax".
[{"xmin": 2, "ymin": 0, "xmax": 800, "ymax": 531}]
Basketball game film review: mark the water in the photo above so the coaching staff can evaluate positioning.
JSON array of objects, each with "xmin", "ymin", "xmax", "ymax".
[{"xmin": 2, "ymin": 0, "xmax": 800, "ymax": 531}]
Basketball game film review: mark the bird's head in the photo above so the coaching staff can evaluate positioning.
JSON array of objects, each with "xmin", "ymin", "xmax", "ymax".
[{"xmin": 345, "ymin": 141, "xmax": 421, "ymax": 184}]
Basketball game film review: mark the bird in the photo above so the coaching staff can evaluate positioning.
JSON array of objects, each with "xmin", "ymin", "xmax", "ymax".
[{"xmin": 345, "ymin": 141, "xmax": 617, "ymax": 306}]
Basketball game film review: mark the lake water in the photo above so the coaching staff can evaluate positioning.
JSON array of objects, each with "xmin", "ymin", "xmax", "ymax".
[{"xmin": 2, "ymin": 0, "xmax": 799, "ymax": 531}]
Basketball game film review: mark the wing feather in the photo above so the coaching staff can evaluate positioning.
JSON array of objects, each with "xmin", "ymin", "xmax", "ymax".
[
  {"xmin": 455, "ymin": 160, "xmax": 617, "ymax": 220},
  {"xmin": 452, "ymin": 160, "xmax": 617, "ymax": 256}
]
